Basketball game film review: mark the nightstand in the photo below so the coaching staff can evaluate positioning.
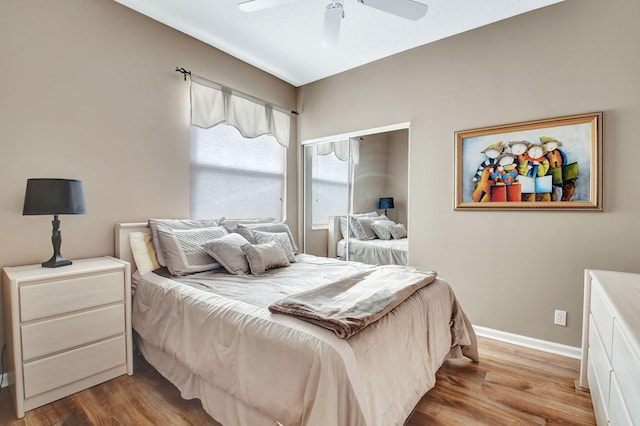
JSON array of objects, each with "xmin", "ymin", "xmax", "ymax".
[{"xmin": 2, "ymin": 256, "xmax": 133, "ymax": 418}]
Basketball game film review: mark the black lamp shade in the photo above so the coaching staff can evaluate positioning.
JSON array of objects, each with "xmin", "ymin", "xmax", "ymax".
[
  {"xmin": 23, "ymin": 178, "xmax": 86, "ymax": 216},
  {"xmin": 378, "ymin": 197, "xmax": 394, "ymax": 210}
]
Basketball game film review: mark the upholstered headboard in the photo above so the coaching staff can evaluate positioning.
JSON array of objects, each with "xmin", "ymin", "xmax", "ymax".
[{"xmin": 115, "ymin": 222, "xmax": 148, "ymax": 273}]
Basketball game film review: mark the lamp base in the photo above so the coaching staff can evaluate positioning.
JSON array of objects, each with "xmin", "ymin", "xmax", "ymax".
[
  {"xmin": 42, "ymin": 254, "xmax": 72, "ymax": 268},
  {"xmin": 42, "ymin": 214, "xmax": 73, "ymax": 268}
]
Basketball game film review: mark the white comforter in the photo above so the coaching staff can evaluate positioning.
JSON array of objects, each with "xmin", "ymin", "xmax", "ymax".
[
  {"xmin": 337, "ymin": 238, "xmax": 408, "ymax": 265},
  {"xmin": 132, "ymin": 254, "xmax": 477, "ymax": 426}
]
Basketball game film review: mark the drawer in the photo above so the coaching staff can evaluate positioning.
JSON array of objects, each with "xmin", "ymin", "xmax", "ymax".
[
  {"xmin": 23, "ymin": 335, "xmax": 126, "ymax": 398},
  {"xmin": 611, "ymin": 322, "xmax": 640, "ymax": 425},
  {"xmin": 20, "ymin": 271, "xmax": 124, "ymax": 322},
  {"xmin": 591, "ymin": 281, "xmax": 614, "ymax": 358},
  {"xmin": 21, "ymin": 304, "xmax": 125, "ymax": 361},
  {"xmin": 587, "ymin": 360, "xmax": 609, "ymax": 426},
  {"xmin": 589, "ymin": 315, "xmax": 612, "ymax": 404},
  {"xmin": 609, "ymin": 372, "xmax": 633, "ymax": 426}
]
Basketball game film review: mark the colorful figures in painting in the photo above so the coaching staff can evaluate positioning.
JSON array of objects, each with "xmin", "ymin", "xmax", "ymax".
[
  {"xmin": 471, "ymin": 142, "xmax": 503, "ymax": 202},
  {"xmin": 542, "ymin": 136, "xmax": 578, "ymax": 201},
  {"xmin": 470, "ymin": 137, "xmax": 579, "ymax": 203}
]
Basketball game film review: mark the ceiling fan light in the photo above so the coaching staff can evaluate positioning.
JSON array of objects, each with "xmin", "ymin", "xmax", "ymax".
[
  {"xmin": 357, "ymin": 0, "xmax": 428, "ymax": 21},
  {"xmin": 322, "ymin": 2, "xmax": 343, "ymax": 48}
]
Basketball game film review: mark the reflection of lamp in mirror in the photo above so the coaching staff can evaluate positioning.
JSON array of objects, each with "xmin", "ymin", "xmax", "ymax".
[
  {"xmin": 378, "ymin": 197, "xmax": 394, "ymax": 216},
  {"xmin": 23, "ymin": 178, "xmax": 86, "ymax": 268}
]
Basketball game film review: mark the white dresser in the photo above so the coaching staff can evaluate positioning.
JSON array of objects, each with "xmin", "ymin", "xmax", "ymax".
[
  {"xmin": 580, "ymin": 269, "xmax": 640, "ymax": 425},
  {"xmin": 2, "ymin": 257, "xmax": 133, "ymax": 418}
]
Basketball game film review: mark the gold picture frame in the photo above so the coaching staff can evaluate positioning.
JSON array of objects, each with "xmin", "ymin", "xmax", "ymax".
[{"xmin": 455, "ymin": 112, "xmax": 602, "ymax": 211}]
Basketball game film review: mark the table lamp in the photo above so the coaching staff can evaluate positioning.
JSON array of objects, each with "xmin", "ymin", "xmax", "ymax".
[
  {"xmin": 23, "ymin": 178, "xmax": 86, "ymax": 268},
  {"xmin": 378, "ymin": 197, "xmax": 394, "ymax": 216}
]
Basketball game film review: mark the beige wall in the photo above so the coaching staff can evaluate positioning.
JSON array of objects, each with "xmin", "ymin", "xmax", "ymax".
[
  {"xmin": 0, "ymin": 1, "xmax": 296, "ymax": 349},
  {"xmin": 297, "ymin": 0, "xmax": 640, "ymax": 347}
]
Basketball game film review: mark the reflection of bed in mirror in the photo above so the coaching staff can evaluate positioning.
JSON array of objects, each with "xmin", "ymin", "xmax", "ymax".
[{"xmin": 329, "ymin": 215, "xmax": 408, "ymax": 265}]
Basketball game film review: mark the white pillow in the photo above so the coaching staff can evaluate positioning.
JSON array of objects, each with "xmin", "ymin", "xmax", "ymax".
[
  {"xmin": 254, "ymin": 231, "xmax": 296, "ymax": 263},
  {"xmin": 156, "ymin": 225, "xmax": 228, "ymax": 276},
  {"xmin": 148, "ymin": 218, "xmax": 222, "ymax": 266},
  {"xmin": 241, "ymin": 241, "xmax": 290, "ymax": 275},
  {"xmin": 129, "ymin": 231, "xmax": 161, "ymax": 274},
  {"xmin": 201, "ymin": 233, "xmax": 250, "ymax": 275}
]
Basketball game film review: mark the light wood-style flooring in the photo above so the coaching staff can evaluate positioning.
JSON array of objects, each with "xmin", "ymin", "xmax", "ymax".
[{"xmin": 0, "ymin": 336, "xmax": 595, "ymax": 425}]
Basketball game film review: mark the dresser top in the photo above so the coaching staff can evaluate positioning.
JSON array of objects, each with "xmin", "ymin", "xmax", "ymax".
[
  {"xmin": 3, "ymin": 257, "xmax": 128, "ymax": 282},
  {"xmin": 590, "ymin": 269, "xmax": 640, "ymax": 351}
]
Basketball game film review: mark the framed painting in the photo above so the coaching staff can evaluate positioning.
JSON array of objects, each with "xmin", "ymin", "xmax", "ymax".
[{"xmin": 455, "ymin": 112, "xmax": 602, "ymax": 210}]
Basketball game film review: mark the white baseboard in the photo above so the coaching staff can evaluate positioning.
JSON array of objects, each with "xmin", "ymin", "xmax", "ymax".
[{"xmin": 473, "ymin": 325, "xmax": 582, "ymax": 360}]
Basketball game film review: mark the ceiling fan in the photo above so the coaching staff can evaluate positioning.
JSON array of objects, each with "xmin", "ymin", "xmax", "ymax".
[{"xmin": 238, "ymin": 0, "xmax": 429, "ymax": 47}]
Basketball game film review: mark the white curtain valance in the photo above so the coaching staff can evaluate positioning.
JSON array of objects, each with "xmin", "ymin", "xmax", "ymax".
[
  {"xmin": 316, "ymin": 138, "xmax": 360, "ymax": 164},
  {"xmin": 190, "ymin": 76, "xmax": 291, "ymax": 147}
]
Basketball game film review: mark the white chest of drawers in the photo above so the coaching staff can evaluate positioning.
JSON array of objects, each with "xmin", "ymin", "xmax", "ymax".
[
  {"xmin": 580, "ymin": 269, "xmax": 640, "ymax": 425},
  {"xmin": 2, "ymin": 257, "xmax": 133, "ymax": 418}
]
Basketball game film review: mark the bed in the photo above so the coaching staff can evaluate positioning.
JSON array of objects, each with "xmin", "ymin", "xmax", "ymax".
[
  {"xmin": 328, "ymin": 215, "xmax": 408, "ymax": 265},
  {"xmin": 115, "ymin": 221, "xmax": 478, "ymax": 426}
]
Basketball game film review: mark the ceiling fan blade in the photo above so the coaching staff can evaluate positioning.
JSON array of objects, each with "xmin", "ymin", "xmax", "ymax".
[
  {"xmin": 322, "ymin": 2, "xmax": 343, "ymax": 48},
  {"xmin": 239, "ymin": 0, "xmax": 302, "ymax": 13},
  {"xmin": 357, "ymin": 0, "xmax": 428, "ymax": 21}
]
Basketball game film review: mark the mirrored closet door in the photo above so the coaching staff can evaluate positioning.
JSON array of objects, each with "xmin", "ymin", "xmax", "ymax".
[{"xmin": 303, "ymin": 126, "xmax": 409, "ymax": 266}]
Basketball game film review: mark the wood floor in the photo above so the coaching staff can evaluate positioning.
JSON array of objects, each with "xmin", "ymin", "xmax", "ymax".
[{"xmin": 0, "ymin": 336, "xmax": 595, "ymax": 425}]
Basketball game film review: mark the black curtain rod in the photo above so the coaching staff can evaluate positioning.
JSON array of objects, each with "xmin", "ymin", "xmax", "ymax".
[
  {"xmin": 175, "ymin": 66, "xmax": 299, "ymax": 116},
  {"xmin": 175, "ymin": 67, "xmax": 191, "ymax": 81}
]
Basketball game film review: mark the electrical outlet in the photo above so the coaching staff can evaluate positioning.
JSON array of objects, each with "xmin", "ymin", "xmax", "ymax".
[{"xmin": 554, "ymin": 309, "xmax": 567, "ymax": 326}]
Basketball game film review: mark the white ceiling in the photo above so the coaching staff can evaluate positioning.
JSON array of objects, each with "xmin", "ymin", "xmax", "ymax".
[{"xmin": 114, "ymin": 0, "xmax": 564, "ymax": 87}]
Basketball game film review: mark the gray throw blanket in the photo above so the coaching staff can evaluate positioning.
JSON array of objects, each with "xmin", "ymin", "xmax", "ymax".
[{"xmin": 269, "ymin": 265, "xmax": 438, "ymax": 339}]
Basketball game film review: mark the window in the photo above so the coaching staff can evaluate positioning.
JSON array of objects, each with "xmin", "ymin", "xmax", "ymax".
[{"xmin": 190, "ymin": 123, "xmax": 286, "ymax": 220}]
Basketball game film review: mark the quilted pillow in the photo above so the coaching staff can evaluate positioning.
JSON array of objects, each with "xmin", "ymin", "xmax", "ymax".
[
  {"xmin": 241, "ymin": 241, "xmax": 290, "ymax": 275},
  {"xmin": 237, "ymin": 222, "xmax": 300, "ymax": 254},
  {"xmin": 148, "ymin": 218, "xmax": 222, "ymax": 266},
  {"xmin": 201, "ymin": 233, "xmax": 251, "ymax": 275},
  {"xmin": 254, "ymin": 231, "xmax": 296, "ymax": 263},
  {"xmin": 156, "ymin": 225, "xmax": 228, "ymax": 276}
]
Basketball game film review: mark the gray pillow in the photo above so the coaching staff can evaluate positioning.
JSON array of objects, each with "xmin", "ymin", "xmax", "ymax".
[
  {"xmin": 148, "ymin": 218, "xmax": 222, "ymax": 266},
  {"xmin": 241, "ymin": 241, "xmax": 290, "ymax": 275},
  {"xmin": 201, "ymin": 233, "xmax": 250, "ymax": 275},
  {"xmin": 389, "ymin": 223, "xmax": 408, "ymax": 239},
  {"xmin": 371, "ymin": 220, "xmax": 396, "ymax": 240},
  {"xmin": 254, "ymin": 231, "xmax": 296, "ymax": 263},
  {"xmin": 156, "ymin": 225, "xmax": 228, "ymax": 276},
  {"xmin": 237, "ymin": 222, "xmax": 300, "ymax": 254},
  {"xmin": 349, "ymin": 216, "xmax": 377, "ymax": 240},
  {"xmin": 340, "ymin": 212, "xmax": 378, "ymax": 239}
]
